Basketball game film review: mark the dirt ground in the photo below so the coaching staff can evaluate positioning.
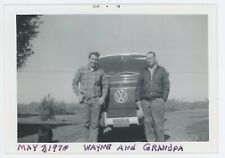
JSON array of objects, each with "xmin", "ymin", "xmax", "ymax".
[
  {"xmin": 164, "ymin": 108, "xmax": 208, "ymax": 141},
  {"xmin": 18, "ymin": 108, "xmax": 208, "ymax": 142}
]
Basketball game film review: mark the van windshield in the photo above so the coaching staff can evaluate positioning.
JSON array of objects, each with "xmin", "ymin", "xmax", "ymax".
[{"xmin": 98, "ymin": 55, "xmax": 147, "ymax": 76}]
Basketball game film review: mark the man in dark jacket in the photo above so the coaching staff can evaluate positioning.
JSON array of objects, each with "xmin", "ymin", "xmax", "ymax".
[{"xmin": 136, "ymin": 51, "xmax": 170, "ymax": 142}]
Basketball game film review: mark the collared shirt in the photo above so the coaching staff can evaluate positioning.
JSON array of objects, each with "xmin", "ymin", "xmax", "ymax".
[
  {"xmin": 148, "ymin": 64, "xmax": 157, "ymax": 80},
  {"xmin": 72, "ymin": 65, "xmax": 108, "ymax": 100}
]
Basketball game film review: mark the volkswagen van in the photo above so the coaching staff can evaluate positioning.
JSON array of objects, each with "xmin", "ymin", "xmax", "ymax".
[{"xmin": 98, "ymin": 54, "xmax": 146, "ymax": 130}]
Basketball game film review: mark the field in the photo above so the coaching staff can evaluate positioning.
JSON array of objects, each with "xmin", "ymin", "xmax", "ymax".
[
  {"xmin": 165, "ymin": 108, "xmax": 208, "ymax": 141},
  {"xmin": 18, "ymin": 105, "xmax": 209, "ymax": 142}
]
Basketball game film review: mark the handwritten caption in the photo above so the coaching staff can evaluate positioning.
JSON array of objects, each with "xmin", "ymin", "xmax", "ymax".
[
  {"xmin": 17, "ymin": 144, "xmax": 69, "ymax": 153},
  {"xmin": 17, "ymin": 143, "xmax": 184, "ymax": 153},
  {"xmin": 83, "ymin": 143, "xmax": 184, "ymax": 152}
]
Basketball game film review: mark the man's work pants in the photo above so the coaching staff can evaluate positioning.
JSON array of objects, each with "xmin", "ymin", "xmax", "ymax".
[
  {"xmin": 141, "ymin": 98, "xmax": 165, "ymax": 142},
  {"xmin": 81, "ymin": 97, "xmax": 102, "ymax": 142}
]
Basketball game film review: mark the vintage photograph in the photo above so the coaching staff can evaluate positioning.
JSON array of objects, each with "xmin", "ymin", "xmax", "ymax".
[{"xmin": 17, "ymin": 14, "xmax": 209, "ymax": 143}]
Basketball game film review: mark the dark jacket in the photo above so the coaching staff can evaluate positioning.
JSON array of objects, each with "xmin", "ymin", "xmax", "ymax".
[{"xmin": 136, "ymin": 65, "xmax": 170, "ymax": 101}]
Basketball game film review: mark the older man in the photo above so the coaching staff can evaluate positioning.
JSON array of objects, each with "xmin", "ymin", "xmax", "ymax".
[
  {"xmin": 72, "ymin": 52, "xmax": 108, "ymax": 142},
  {"xmin": 136, "ymin": 51, "xmax": 170, "ymax": 142}
]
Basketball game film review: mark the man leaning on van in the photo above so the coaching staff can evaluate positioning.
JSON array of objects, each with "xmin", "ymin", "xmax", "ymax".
[
  {"xmin": 136, "ymin": 51, "xmax": 170, "ymax": 142},
  {"xmin": 72, "ymin": 51, "xmax": 108, "ymax": 142}
]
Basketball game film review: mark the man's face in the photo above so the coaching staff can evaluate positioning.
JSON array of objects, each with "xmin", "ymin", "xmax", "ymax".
[
  {"xmin": 89, "ymin": 54, "xmax": 98, "ymax": 68},
  {"xmin": 146, "ymin": 53, "xmax": 156, "ymax": 68}
]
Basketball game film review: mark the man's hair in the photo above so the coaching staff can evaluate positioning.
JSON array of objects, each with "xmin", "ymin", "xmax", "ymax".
[
  {"xmin": 146, "ymin": 51, "xmax": 156, "ymax": 56},
  {"xmin": 88, "ymin": 51, "xmax": 100, "ymax": 59}
]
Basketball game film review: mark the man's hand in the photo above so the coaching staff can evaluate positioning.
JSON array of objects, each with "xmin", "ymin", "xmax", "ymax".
[
  {"xmin": 136, "ymin": 100, "xmax": 141, "ymax": 109},
  {"xmin": 136, "ymin": 100, "xmax": 142, "ymax": 109},
  {"xmin": 98, "ymin": 97, "xmax": 105, "ymax": 105},
  {"xmin": 78, "ymin": 94, "xmax": 84, "ymax": 103},
  {"xmin": 136, "ymin": 100, "xmax": 144, "ymax": 118}
]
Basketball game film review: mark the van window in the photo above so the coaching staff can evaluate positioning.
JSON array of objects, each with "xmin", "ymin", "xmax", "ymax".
[{"xmin": 98, "ymin": 55, "xmax": 147, "ymax": 76}]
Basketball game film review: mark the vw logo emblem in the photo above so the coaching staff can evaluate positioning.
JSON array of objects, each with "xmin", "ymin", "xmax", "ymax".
[{"xmin": 114, "ymin": 89, "xmax": 128, "ymax": 104}]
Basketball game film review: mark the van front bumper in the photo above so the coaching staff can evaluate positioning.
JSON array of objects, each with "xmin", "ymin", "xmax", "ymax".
[{"xmin": 101, "ymin": 112, "xmax": 141, "ymax": 127}]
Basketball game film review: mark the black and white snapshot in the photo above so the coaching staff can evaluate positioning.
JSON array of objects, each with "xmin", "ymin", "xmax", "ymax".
[{"xmin": 17, "ymin": 15, "xmax": 209, "ymax": 143}]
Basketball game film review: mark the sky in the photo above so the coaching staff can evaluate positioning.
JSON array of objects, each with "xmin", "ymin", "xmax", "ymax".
[{"xmin": 17, "ymin": 15, "xmax": 208, "ymax": 103}]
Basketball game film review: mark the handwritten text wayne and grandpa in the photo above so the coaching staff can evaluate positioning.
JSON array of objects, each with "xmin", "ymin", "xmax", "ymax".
[
  {"xmin": 83, "ymin": 143, "xmax": 184, "ymax": 152},
  {"xmin": 17, "ymin": 143, "xmax": 184, "ymax": 153}
]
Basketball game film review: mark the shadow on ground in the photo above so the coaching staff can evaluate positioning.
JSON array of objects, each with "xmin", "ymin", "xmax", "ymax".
[{"xmin": 98, "ymin": 126, "xmax": 170, "ymax": 142}]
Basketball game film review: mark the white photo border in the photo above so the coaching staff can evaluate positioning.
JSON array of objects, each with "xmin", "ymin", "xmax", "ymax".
[{"xmin": 2, "ymin": 3, "xmax": 218, "ymax": 155}]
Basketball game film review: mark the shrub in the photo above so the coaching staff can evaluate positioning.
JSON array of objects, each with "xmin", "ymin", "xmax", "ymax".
[{"xmin": 39, "ymin": 95, "xmax": 55, "ymax": 121}]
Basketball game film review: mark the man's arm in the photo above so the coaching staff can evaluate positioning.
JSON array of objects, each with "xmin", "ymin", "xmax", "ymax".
[
  {"xmin": 72, "ymin": 68, "xmax": 83, "ymax": 102},
  {"xmin": 98, "ymin": 71, "xmax": 108, "ymax": 105},
  {"xmin": 162, "ymin": 70, "xmax": 170, "ymax": 101},
  {"xmin": 136, "ymin": 70, "xmax": 143, "ymax": 102},
  {"xmin": 101, "ymin": 72, "xmax": 108, "ymax": 100},
  {"xmin": 136, "ymin": 70, "xmax": 143, "ymax": 109}
]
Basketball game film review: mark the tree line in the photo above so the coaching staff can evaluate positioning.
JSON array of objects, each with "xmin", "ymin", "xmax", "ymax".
[{"xmin": 18, "ymin": 98, "xmax": 208, "ymax": 117}]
